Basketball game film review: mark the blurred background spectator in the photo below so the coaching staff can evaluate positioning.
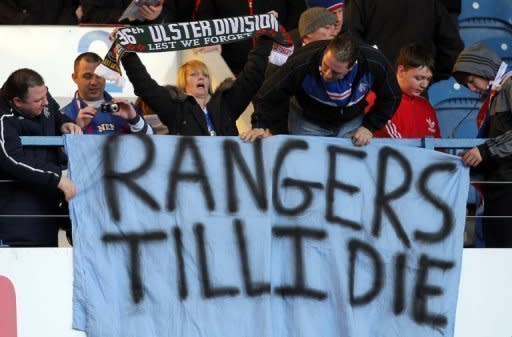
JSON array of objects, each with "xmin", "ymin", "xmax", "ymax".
[
  {"xmin": 77, "ymin": 0, "xmax": 176, "ymax": 24},
  {"xmin": 299, "ymin": 6, "xmax": 337, "ymax": 45},
  {"xmin": 306, "ymin": 0, "xmax": 344, "ymax": 35},
  {"xmin": 135, "ymin": 94, "xmax": 170, "ymax": 135},
  {"xmin": 0, "ymin": 0, "xmax": 79, "ymax": 24},
  {"xmin": 344, "ymin": 0, "xmax": 464, "ymax": 82},
  {"xmin": 195, "ymin": 0, "xmax": 305, "ymax": 75},
  {"xmin": 439, "ymin": 0, "xmax": 462, "ymax": 25}
]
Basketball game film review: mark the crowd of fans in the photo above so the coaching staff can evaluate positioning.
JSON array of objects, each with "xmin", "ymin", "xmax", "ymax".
[{"xmin": 1, "ymin": 0, "xmax": 511, "ymax": 248}]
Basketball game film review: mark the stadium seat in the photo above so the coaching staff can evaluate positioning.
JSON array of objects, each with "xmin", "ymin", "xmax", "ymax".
[
  {"xmin": 478, "ymin": 37, "xmax": 512, "ymax": 64},
  {"xmin": 429, "ymin": 77, "xmax": 475, "ymax": 106},
  {"xmin": 458, "ymin": 17, "xmax": 512, "ymax": 46},
  {"xmin": 459, "ymin": 0, "xmax": 512, "ymax": 24},
  {"xmin": 428, "ymin": 78, "xmax": 481, "ymax": 138}
]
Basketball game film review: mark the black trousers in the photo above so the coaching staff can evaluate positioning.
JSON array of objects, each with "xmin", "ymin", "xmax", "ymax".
[{"xmin": 483, "ymin": 184, "xmax": 512, "ymax": 247}]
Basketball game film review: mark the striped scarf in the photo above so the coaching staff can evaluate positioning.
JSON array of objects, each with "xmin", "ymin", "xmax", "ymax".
[
  {"xmin": 96, "ymin": 13, "xmax": 292, "ymax": 86},
  {"xmin": 477, "ymin": 62, "xmax": 512, "ymax": 137}
]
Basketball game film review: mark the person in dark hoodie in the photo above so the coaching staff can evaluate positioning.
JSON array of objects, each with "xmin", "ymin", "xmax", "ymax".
[
  {"xmin": 453, "ymin": 43, "xmax": 512, "ymax": 247},
  {"xmin": 120, "ymin": 35, "xmax": 273, "ymax": 136}
]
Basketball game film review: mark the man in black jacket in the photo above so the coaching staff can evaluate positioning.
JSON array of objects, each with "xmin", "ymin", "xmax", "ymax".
[
  {"xmin": 0, "ymin": 0, "xmax": 78, "ymax": 24},
  {"xmin": 344, "ymin": 0, "xmax": 464, "ymax": 82},
  {"xmin": 0, "ymin": 68, "xmax": 80, "ymax": 247},
  {"xmin": 242, "ymin": 34, "xmax": 401, "ymax": 146}
]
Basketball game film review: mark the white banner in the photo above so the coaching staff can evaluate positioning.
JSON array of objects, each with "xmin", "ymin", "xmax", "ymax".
[{"xmin": 66, "ymin": 136, "xmax": 473, "ymax": 337}]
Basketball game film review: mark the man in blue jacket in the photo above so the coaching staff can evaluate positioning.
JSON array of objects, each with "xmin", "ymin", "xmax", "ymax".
[{"xmin": 62, "ymin": 52, "xmax": 152, "ymax": 135}]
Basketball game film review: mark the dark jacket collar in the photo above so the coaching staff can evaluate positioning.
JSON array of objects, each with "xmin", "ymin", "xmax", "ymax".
[{"xmin": 0, "ymin": 95, "xmax": 26, "ymax": 118}]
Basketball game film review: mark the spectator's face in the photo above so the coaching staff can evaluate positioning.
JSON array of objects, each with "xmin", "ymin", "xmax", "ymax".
[
  {"xmin": 73, "ymin": 60, "xmax": 106, "ymax": 101},
  {"xmin": 12, "ymin": 85, "xmax": 48, "ymax": 118},
  {"xmin": 465, "ymin": 75, "xmax": 490, "ymax": 94},
  {"xmin": 320, "ymin": 50, "xmax": 353, "ymax": 82},
  {"xmin": 304, "ymin": 25, "xmax": 337, "ymax": 45},
  {"xmin": 185, "ymin": 66, "xmax": 210, "ymax": 99},
  {"xmin": 330, "ymin": 8, "xmax": 343, "ymax": 35},
  {"xmin": 397, "ymin": 65, "xmax": 432, "ymax": 97}
]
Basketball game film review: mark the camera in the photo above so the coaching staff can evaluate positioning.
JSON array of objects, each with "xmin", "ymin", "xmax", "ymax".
[{"xmin": 99, "ymin": 103, "xmax": 120, "ymax": 113}]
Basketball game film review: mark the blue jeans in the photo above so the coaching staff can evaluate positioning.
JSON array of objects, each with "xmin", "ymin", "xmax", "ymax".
[{"xmin": 288, "ymin": 102, "xmax": 364, "ymax": 137}]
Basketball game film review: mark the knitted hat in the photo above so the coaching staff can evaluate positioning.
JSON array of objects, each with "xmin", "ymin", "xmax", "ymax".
[
  {"xmin": 299, "ymin": 7, "xmax": 337, "ymax": 38},
  {"xmin": 306, "ymin": 0, "xmax": 344, "ymax": 11},
  {"xmin": 452, "ymin": 43, "xmax": 502, "ymax": 82}
]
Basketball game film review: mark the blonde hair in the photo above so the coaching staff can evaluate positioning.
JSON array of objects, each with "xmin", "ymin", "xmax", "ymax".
[{"xmin": 176, "ymin": 60, "xmax": 211, "ymax": 95}]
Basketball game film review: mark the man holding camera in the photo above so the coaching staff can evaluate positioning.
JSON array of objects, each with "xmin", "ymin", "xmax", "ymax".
[{"xmin": 62, "ymin": 52, "xmax": 152, "ymax": 135}]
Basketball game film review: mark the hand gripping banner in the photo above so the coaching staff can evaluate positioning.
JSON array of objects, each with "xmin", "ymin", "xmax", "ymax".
[{"xmin": 96, "ymin": 14, "xmax": 292, "ymax": 86}]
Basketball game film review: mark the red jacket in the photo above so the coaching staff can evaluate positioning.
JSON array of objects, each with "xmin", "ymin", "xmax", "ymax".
[{"xmin": 369, "ymin": 92, "xmax": 441, "ymax": 138}]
